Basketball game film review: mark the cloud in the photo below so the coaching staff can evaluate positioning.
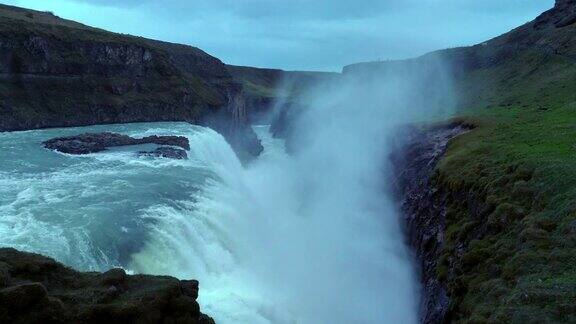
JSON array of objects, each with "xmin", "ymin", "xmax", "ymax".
[
  {"xmin": 6, "ymin": 0, "xmax": 555, "ymax": 71},
  {"xmin": 68, "ymin": 0, "xmax": 552, "ymax": 20},
  {"xmin": 66, "ymin": 0, "xmax": 400, "ymax": 19}
]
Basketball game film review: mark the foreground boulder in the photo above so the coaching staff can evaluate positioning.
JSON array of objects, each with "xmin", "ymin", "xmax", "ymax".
[
  {"xmin": 43, "ymin": 132, "xmax": 190, "ymax": 155},
  {"xmin": 0, "ymin": 248, "xmax": 214, "ymax": 324}
]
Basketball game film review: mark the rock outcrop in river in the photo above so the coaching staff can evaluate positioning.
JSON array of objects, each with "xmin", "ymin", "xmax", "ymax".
[
  {"xmin": 42, "ymin": 132, "xmax": 192, "ymax": 161},
  {"xmin": 138, "ymin": 146, "xmax": 189, "ymax": 160},
  {"xmin": 0, "ymin": 248, "xmax": 214, "ymax": 324},
  {"xmin": 43, "ymin": 132, "xmax": 190, "ymax": 155}
]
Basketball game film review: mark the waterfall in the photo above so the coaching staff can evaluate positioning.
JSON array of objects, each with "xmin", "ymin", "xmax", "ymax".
[
  {"xmin": 129, "ymin": 122, "xmax": 419, "ymax": 323},
  {"xmin": 0, "ymin": 53, "xmax": 455, "ymax": 324}
]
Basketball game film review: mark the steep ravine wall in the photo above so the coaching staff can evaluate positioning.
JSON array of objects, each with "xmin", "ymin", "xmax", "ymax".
[
  {"xmin": 0, "ymin": 5, "xmax": 263, "ymax": 160},
  {"xmin": 391, "ymin": 120, "xmax": 576, "ymax": 323},
  {"xmin": 391, "ymin": 124, "xmax": 469, "ymax": 323}
]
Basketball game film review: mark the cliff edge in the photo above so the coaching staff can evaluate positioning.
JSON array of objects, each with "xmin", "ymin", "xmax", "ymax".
[
  {"xmin": 0, "ymin": 248, "xmax": 214, "ymax": 324},
  {"xmin": 0, "ymin": 4, "xmax": 261, "ymax": 159}
]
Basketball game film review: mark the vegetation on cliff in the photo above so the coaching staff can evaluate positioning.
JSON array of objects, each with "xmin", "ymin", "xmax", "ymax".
[
  {"xmin": 437, "ymin": 2, "xmax": 576, "ymax": 322},
  {"xmin": 418, "ymin": 1, "xmax": 576, "ymax": 322},
  {"xmin": 437, "ymin": 108, "xmax": 576, "ymax": 323}
]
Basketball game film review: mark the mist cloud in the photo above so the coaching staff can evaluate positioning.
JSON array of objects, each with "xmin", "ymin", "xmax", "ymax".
[{"xmin": 6, "ymin": 0, "xmax": 554, "ymax": 70}]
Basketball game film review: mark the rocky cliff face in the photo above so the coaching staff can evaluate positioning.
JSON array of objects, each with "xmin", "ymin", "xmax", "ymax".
[
  {"xmin": 391, "ymin": 124, "xmax": 468, "ymax": 324},
  {"xmin": 539, "ymin": 0, "xmax": 576, "ymax": 28},
  {"xmin": 0, "ymin": 248, "xmax": 214, "ymax": 324},
  {"xmin": 0, "ymin": 4, "xmax": 262, "ymax": 160}
]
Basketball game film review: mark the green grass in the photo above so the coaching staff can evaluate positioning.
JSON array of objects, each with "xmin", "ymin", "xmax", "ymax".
[{"xmin": 434, "ymin": 56, "xmax": 576, "ymax": 322}]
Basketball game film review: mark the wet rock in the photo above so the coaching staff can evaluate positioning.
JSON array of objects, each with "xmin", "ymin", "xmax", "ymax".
[
  {"xmin": 101, "ymin": 268, "xmax": 127, "ymax": 286},
  {"xmin": 0, "ymin": 282, "xmax": 48, "ymax": 309},
  {"xmin": 0, "ymin": 282, "xmax": 67, "ymax": 323},
  {"xmin": 43, "ymin": 132, "xmax": 190, "ymax": 155},
  {"xmin": 138, "ymin": 146, "xmax": 188, "ymax": 159},
  {"xmin": 141, "ymin": 135, "xmax": 190, "ymax": 150},
  {"xmin": 44, "ymin": 136, "xmax": 106, "ymax": 154},
  {"xmin": 98, "ymin": 286, "xmax": 120, "ymax": 303},
  {"xmin": 169, "ymin": 295, "xmax": 201, "ymax": 318},
  {"xmin": 201, "ymin": 111, "xmax": 263, "ymax": 163},
  {"xmin": 0, "ymin": 248, "xmax": 214, "ymax": 324},
  {"xmin": 391, "ymin": 123, "xmax": 468, "ymax": 324},
  {"xmin": 181, "ymin": 280, "xmax": 199, "ymax": 299},
  {"xmin": 0, "ymin": 262, "xmax": 10, "ymax": 288}
]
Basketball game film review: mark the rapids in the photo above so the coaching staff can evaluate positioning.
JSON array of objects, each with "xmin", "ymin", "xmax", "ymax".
[{"xmin": 0, "ymin": 121, "xmax": 418, "ymax": 323}]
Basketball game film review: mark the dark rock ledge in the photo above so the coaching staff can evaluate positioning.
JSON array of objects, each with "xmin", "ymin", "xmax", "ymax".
[
  {"xmin": 0, "ymin": 248, "xmax": 214, "ymax": 324},
  {"xmin": 43, "ymin": 132, "xmax": 190, "ymax": 159},
  {"xmin": 138, "ymin": 147, "xmax": 189, "ymax": 160},
  {"xmin": 391, "ymin": 123, "xmax": 469, "ymax": 324}
]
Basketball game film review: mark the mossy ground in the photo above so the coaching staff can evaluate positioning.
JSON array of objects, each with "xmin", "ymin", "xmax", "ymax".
[{"xmin": 435, "ymin": 59, "xmax": 576, "ymax": 322}]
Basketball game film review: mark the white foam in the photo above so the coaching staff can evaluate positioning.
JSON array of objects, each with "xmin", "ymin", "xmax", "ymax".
[{"xmin": 129, "ymin": 124, "xmax": 418, "ymax": 323}]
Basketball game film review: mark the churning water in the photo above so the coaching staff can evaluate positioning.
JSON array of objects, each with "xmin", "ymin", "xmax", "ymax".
[
  {"xmin": 0, "ymin": 121, "xmax": 419, "ymax": 323},
  {"xmin": 0, "ymin": 41, "xmax": 462, "ymax": 322}
]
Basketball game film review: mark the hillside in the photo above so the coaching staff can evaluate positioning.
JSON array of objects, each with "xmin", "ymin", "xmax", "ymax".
[
  {"xmin": 227, "ymin": 65, "xmax": 338, "ymax": 98},
  {"xmin": 0, "ymin": 4, "xmax": 231, "ymax": 127},
  {"xmin": 3, "ymin": 1, "xmax": 576, "ymax": 322},
  {"xmin": 347, "ymin": 0, "xmax": 576, "ymax": 322},
  {"xmin": 226, "ymin": 64, "xmax": 338, "ymax": 122},
  {"xmin": 0, "ymin": 4, "xmax": 264, "ymax": 158}
]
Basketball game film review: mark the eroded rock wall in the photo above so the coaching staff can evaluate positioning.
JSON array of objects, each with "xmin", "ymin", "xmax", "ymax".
[{"xmin": 391, "ymin": 124, "xmax": 468, "ymax": 323}]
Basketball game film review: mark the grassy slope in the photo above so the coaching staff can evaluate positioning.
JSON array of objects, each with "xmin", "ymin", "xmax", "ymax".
[
  {"xmin": 439, "ymin": 106, "xmax": 576, "ymax": 323},
  {"xmin": 0, "ymin": 4, "xmax": 101, "ymax": 30},
  {"xmin": 347, "ymin": 2, "xmax": 576, "ymax": 321},
  {"xmin": 433, "ymin": 6, "xmax": 576, "ymax": 323}
]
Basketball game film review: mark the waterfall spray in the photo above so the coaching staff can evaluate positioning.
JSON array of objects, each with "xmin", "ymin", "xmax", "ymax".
[{"xmin": 130, "ymin": 55, "xmax": 455, "ymax": 323}]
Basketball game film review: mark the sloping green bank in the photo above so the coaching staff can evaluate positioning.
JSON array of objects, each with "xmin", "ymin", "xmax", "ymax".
[
  {"xmin": 435, "ymin": 3, "xmax": 576, "ymax": 319},
  {"xmin": 436, "ymin": 102, "xmax": 576, "ymax": 322}
]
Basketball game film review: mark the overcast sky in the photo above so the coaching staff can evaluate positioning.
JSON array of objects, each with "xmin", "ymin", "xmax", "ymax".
[{"xmin": 4, "ymin": 0, "xmax": 554, "ymax": 71}]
